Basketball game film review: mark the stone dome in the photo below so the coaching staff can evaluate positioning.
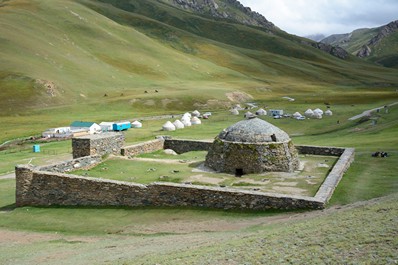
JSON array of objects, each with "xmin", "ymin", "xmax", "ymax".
[{"xmin": 218, "ymin": 118, "xmax": 290, "ymax": 143}]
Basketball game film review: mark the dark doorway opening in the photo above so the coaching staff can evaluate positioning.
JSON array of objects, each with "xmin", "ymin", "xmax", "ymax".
[{"xmin": 235, "ymin": 168, "xmax": 244, "ymax": 177}]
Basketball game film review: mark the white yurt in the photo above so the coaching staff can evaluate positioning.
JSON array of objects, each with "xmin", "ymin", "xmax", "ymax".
[
  {"xmin": 131, "ymin": 120, "xmax": 142, "ymax": 128},
  {"xmin": 191, "ymin": 117, "xmax": 202, "ymax": 125},
  {"xmin": 230, "ymin": 108, "xmax": 239, "ymax": 115},
  {"xmin": 181, "ymin": 116, "xmax": 192, "ymax": 127},
  {"xmin": 192, "ymin": 110, "xmax": 200, "ymax": 117},
  {"xmin": 325, "ymin": 109, "xmax": 333, "ymax": 116},
  {"xmin": 293, "ymin": 112, "xmax": 302, "ymax": 118},
  {"xmin": 173, "ymin": 120, "xmax": 185, "ymax": 129},
  {"xmin": 255, "ymin": 108, "xmax": 267, "ymax": 116},
  {"xmin": 244, "ymin": 111, "xmax": 254, "ymax": 119},
  {"xmin": 235, "ymin": 104, "xmax": 244, "ymax": 111},
  {"xmin": 162, "ymin": 121, "xmax": 176, "ymax": 131},
  {"xmin": 304, "ymin": 109, "xmax": 314, "ymax": 117},
  {"xmin": 183, "ymin": 112, "xmax": 191, "ymax": 118},
  {"xmin": 313, "ymin": 108, "xmax": 324, "ymax": 115},
  {"xmin": 312, "ymin": 112, "xmax": 322, "ymax": 119}
]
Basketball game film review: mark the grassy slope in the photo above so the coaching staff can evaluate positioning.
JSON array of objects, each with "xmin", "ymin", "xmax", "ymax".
[{"xmin": 1, "ymin": 0, "xmax": 398, "ymax": 142}]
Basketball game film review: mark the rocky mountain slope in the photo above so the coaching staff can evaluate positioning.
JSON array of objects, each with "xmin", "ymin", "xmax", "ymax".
[
  {"xmin": 159, "ymin": 0, "xmax": 275, "ymax": 29},
  {"xmin": 322, "ymin": 20, "xmax": 398, "ymax": 68}
]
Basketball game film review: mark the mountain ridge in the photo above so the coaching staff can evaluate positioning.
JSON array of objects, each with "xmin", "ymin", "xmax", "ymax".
[{"xmin": 321, "ymin": 20, "xmax": 398, "ymax": 68}]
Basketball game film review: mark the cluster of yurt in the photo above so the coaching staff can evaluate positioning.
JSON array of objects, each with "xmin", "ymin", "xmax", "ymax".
[
  {"xmin": 162, "ymin": 110, "xmax": 203, "ymax": 131},
  {"xmin": 303, "ymin": 108, "xmax": 333, "ymax": 119}
]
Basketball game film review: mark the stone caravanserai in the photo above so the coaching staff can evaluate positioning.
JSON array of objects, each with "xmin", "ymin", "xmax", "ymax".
[{"xmin": 205, "ymin": 117, "xmax": 299, "ymax": 175}]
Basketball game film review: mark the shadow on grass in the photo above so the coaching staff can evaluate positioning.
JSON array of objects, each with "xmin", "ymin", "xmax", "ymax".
[{"xmin": 0, "ymin": 203, "xmax": 16, "ymax": 212}]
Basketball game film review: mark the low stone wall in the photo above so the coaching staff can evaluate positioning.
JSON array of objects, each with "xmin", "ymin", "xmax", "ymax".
[
  {"xmin": 121, "ymin": 139, "xmax": 165, "ymax": 157},
  {"xmin": 72, "ymin": 132, "xmax": 124, "ymax": 159},
  {"xmin": 163, "ymin": 139, "xmax": 212, "ymax": 154},
  {"xmin": 39, "ymin": 156, "xmax": 102, "ymax": 173},
  {"xmin": 15, "ymin": 166, "xmax": 323, "ymax": 210},
  {"xmin": 315, "ymin": 148, "xmax": 355, "ymax": 202},
  {"xmin": 296, "ymin": 145, "xmax": 346, "ymax": 156}
]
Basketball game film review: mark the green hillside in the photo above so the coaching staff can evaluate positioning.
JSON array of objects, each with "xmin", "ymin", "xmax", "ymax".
[{"xmin": 0, "ymin": 0, "xmax": 398, "ymax": 141}]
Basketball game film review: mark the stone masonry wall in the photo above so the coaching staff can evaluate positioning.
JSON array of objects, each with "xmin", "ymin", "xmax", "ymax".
[
  {"xmin": 315, "ymin": 148, "xmax": 355, "ymax": 202},
  {"xmin": 15, "ymin": 166, "xmax": 324, "ymax": 210},
  {"xmin": 39, "ymin": 156, "xmax": 102, "ymax": 173},
  {"xmin": 121, "ymin": 139, "xmax": 165, "ymax": 157},
  {"xmin": 15, "ymin": 143, "xmax": 355, "ymax": 211},
  {"xmin": 163, "ymin": 139, "xmax": 212, "ymax": 154},
  {"xmin": 72, "ymin": 132, "xmax": 124, "ymax": 159},
  {"xmin": 295, "ymin": 145, "xmax": 346, "ymax": 156}
]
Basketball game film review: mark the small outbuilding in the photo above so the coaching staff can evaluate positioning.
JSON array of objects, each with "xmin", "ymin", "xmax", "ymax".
[
  {"xmin": 270, "ymin": 109, "xmax": 284, "ymax": 117},
  {"xmin": 205, "ymin": 118, "xmax": 299, "ymax": 175},
  {"xmin": 70, "ymin": 121, "xmax": 101, "ymax": 135}
]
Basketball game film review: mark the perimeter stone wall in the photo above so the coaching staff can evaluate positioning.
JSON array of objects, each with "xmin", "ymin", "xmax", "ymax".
[
  {"xmin": 72, "ymin": 132, "xmax": 124, "ymax": 159},
  {"xmin": 15, "ymin": 139, "xmax": 355, "ymax": 211},
  {"xmin": 15, "ymin": 166, "xmax": 324, "ymax": 210}
]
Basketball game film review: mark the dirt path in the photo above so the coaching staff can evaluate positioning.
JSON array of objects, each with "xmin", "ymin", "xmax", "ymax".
[
  {"xmin": 348, "ymin": 101, "xmax": 398, "ymax": 121},
  {"xmin": 0, "ymin": 172, "xmax": 15, "ymax": 180}
]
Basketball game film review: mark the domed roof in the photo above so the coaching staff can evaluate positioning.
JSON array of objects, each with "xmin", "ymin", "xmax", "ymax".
[{"xmin": 218, "ymin": 118, "xmax": 291, "ymax": 143}]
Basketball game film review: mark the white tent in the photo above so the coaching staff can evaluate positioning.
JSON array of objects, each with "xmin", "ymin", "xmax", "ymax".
[
  {"xmin": 244, "ymin": 111, "xmax": 255, "ymax": 119},
  {"xmin": 131, "ymin": 120, "xmax": 142, "ymax": 128},
  {"xmin": 183, "ymin": 112, "xmax": 191, "ymax": 118},
  {"xmin": 325, "ymin": 109, "xmax": 333, "ymax": 116},
  {"xmin": 255, "ymin": 108, "xmax": 267, "ymax": 116},
  {"xmin": 181, "ymin": 116, "xmax": 192, "ymax": 126},
  {"xmin": 162, "ymin": 121, "xmax": 176, "ymax": 131},
  {"xmin": 313, "ymin": 108, "xmax": 324, "ymax": 115},
  {"xmin": 312, "ymin": 112, "xmax": 322, "ymax": 119},
  {"xmin": 191, "ymin": 110, "xmax": 200, "ymax": 117},
  {"xmin": 234, "ymin": 104, "xmax": 245, "ymax": 111},
  {"xmin": 293, "ymin": 112, "xmax": 302, "ymax": 118},
  {"xmin": 304, "ymin": 109, "xmax": 314, "ymax": 117},
  {"xmin": 191, "ymin": 117, "xmax": 202, "ymax": 125},
  {"xmin": 173, "ymin": 120, "xmax": 185, "ymax": 129},
  {"xmin": 230, "ymin": 109, "xmax": 239, "ymax": 115}
]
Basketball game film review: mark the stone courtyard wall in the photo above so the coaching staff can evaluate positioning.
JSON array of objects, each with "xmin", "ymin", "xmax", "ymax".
[
  {"xmin": 15, "ymin": 166, "xmax": 324, "ymax": 210},
  {"xmin": 163, "ymin": 139, "xmax": 212, "ymax": 154},
  {"xmin": 16, "ymin": 139, "xmax": 355, "ymax": 211},
  {"xmin": 39, "ymin": 156, "xmax": 102, "ymax": 173},
  {"xmin": 121, "ymin": 139, "xmax": 165, "ymax": 157},
  {"xmin": 72, "ymin": 132, "xmax": 124, "ymax": 159}
]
